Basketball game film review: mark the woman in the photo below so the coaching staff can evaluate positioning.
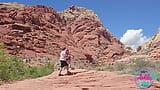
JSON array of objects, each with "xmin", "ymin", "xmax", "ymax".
[{"xmin": 58, "ymin": 48, "xmax": 71, "ymax": 76}]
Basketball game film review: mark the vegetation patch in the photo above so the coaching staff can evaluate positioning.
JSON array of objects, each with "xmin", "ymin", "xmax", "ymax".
[
  {"xmin": 92, "ymin": 58, "xmax": 160, "ymax": 82},
  {"xmin": 0, "ymin": 43, "xmax": 54, "ymax": 84}
]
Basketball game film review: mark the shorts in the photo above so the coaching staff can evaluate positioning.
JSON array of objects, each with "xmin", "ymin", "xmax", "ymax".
[{"xmin": 60, "ymin": 60, "xmax": 68, "ymax": 68}]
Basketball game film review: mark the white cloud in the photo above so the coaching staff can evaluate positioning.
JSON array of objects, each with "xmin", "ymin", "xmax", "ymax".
[{"xmin": 120, "ymin": 29, "xmax": 150, "ymax": 49}]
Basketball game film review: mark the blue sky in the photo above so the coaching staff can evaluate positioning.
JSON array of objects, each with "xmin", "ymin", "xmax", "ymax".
[{"xmin": 0, "ymin": 0, "xmax": 160, "ymax": 39}]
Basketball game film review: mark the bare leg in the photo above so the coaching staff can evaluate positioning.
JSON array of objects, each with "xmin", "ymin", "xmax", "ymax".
[
  {"xmin": 58, "ymin": 67, "xmax": 63, "ymax": 76},
  {"xmin": 66, "ymin": 65, "xmax": 69, "ymax": 73}
]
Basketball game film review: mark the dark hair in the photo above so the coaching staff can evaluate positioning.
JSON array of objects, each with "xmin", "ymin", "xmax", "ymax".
[{"xmin": 62, "ymin": 47, "xmax": 66, "ymax": 50}]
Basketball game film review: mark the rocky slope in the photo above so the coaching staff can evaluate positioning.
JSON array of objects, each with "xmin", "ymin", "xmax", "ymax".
[
  {"xmin": 149, "ymin": 29, "xmax": 160, "ymax": 60},
  {"xmin": 139, "ymin": 28, "xmax": 160, "ymax": 60},
  {"xmin": 0, "ymin": 3, "xmax": 127, "ymax": 65}
]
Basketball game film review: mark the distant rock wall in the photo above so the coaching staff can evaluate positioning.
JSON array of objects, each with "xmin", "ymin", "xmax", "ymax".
[
  {"xmin": 139, "ymin": 29, "xmax": 160, "ymax": 60},
  {"xmin": 0, "ymin": 3, "xmax": 127, "ymax": 65}
]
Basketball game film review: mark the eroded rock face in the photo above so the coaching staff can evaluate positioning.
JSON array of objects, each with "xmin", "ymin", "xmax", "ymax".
[
  {"xmin": 150, "ymin": 40, "xmax": 160, "ymax": 60},
  {"xmin": 150, "ymin": 45, "xmax": 160, "ymax": 60},
  {"xmin": 139, "ymin": 29, "xmax": 160, "ymax": 60},
  {"xmin": 0, "ymin": 3, "xmax": 127, "ymax": 65},
  {"xmin": 59, "ymin": 6, "xmax": 100, "ymax": 24},
  {"xmin": 141, "ymin": 29, "xmax": 160, "ymax": 49},
  {"xmin": 66, "ymin": 18, "xmax": 126, "ymax": 64}
]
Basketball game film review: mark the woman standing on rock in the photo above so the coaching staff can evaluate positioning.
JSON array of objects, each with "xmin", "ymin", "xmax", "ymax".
[{"xmin": 58, "ymin": 48, "xmax": 71, "ymax": 76}]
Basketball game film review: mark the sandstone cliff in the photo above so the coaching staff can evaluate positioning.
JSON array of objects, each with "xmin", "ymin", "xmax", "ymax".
[
  {"xmin": 139, "ymin": 28, "xmax": 160, "ymax": 60},
  {"xmin": 0, "ymin": 3, "xmax": 127, "ymax": 65}
]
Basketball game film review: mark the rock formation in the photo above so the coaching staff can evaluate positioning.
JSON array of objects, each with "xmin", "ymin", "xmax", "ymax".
[
  {"xmin": 0, "ymin": 3, "xmax": 127, "ymax": 65},
  {"xmin": 139, "ymin": 28, "xmax": 160, "ymax": 60}
]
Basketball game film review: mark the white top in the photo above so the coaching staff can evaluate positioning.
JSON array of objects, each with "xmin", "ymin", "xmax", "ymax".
[{"xmin": 59, "ymin": 50, "xmax": 66, "ymax": 61}]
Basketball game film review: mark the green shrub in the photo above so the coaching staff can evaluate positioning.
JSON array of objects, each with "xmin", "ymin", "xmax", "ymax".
[
  {"xmin": 0, "ymin": 56, "xmax": 26, "ymax": 81},
  {"xmin": 113, "ymin": 61, "xmax": 128, "ymax": 71},
  {"xmin": 0, "ymin": 43, "xmax": 54, "ymax": 82},
  {"xmin": 95, "ymin": 64, "xmax": 114, "ymax": 71},
  {"xmin": 0, "ymin": 43, "xmax": 11, "ymax": 61},
  {"xmin": 25, "ymin": 63, "xmax": 54, "ymax": 78}
]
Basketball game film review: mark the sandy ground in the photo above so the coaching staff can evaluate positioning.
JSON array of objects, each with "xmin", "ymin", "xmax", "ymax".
[{"xmin": 0, "ymin": 69, "xmax": 160, "ymax": 90}]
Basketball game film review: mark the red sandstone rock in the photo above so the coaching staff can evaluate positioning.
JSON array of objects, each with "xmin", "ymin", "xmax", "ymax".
[
  {"xmin": 139, "ymin": 29, "xmax": 160, "ymax": 60},
  {"xmin": 0, "ymin": 3, "xmax": 127, "ymax": 65}
]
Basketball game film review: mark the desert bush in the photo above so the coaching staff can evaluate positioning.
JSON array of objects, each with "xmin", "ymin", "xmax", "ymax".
[
  {"xmin": 95, "ymin": 64, "xmax": 114, "ymax": 71},
  {"xmin": 0, "ymin": 43, "xmax": 54, "ymax": 82},
  {"xmin": 94, "ymin": 57, "xmax": 160, "ymax": 81},
  {"xmin": 141, "ymin": 48, "xmax": 152, "ymax": 55},
  {"xmin": 24, "ymin": 62, "xmax": 54, "ymax": 78},
  {"xmin": 129, "ymin": 58, "xmax": 156, "ymax": 68}
]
